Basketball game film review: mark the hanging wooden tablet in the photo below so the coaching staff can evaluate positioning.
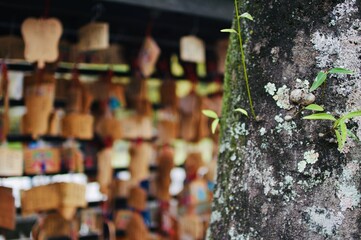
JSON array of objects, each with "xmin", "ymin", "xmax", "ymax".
[
  {"xmin": 21, "ymin": 184, "xmax": 60, "ymax": 215},
  {"xmin": 0, "ymin": 146, "xmax": 23, "ymax": 176},
  {"xmin": 156, "ymin": 146, "xmax": 174, "ymax": 201},
  {"xmin": 62, "ymin": 113, "xmax": 94, "ymax": 139},
  {"xmin": 58, "ymin": 182, "xmax": 87, "ymax": 220},
  {"xmin": 135, "ymin": 98, "xmax": 153, "ymax": 117},
  {"xmin": 138, "ymin": 36, "xmax": 161, "ymax": 77},
  {"xmin": 179, "ymin": 214, "xmax": 204, "ymax": 240},
  {"xmin": 121, "ymin": 115, "xmax": 153, "ymax": 140},
  {"xmin": 179, "ymin": 92, "xmax": 201, "ymax": 141},
  {"xmin": 21, "ymin": 18, "xmax": 62, "ymax": 68},
  {"xmin": 96, "ymin": 116, "xmax": 122, "ymax": 140},
  {"xmin": 24, "ymin": 147, "xmax": 61, "ymax": 175},
  {"xmin": 80, "ymin": 208, "xmax": 102, "ymax": 234},
  {"xmin": 48, "ymin": 110, "xmax": 62, "ymax": 136},
  {"xmin": 126, "ymin": 212, "xmax": 149, "ymax": 240},
  {"xmin": 62, "ymin": 146, "xmax": 84, "ymax": 172},
  {"xmin": 23, "ymin": 80, "xmax": 55, "ymax": 138},
  {"xmin": 78, "ymin": 22, "xmax": 109, "ymax": 51},
  {"xmin": 157, "ymin": 109, "xmax": 179, "ymax": 144},
  {"xmin": 67, "ymin": 85, "xmax": 83, "ymax": 113},
  {"xmin": 184, "ymin": 152, "xmax": 204, "ymax": 181},
  {"xmin": 39, "ymin": 213, "xmax": 78, "ymax": 240},
  {"xmin": 21, "ymin": 183, "xmax": 86, "ymax": 218},
  {"xmin": 22, "ymin": 111, "xmax": 48, "ymax": 138},
  {"xmin": 160, "ymin": 79, "xmax": 178, "ymax": 109},
  {"xmin": 24, "ymin": 74, "xmax": 56, "ymax": 111},
  {"xmin": 131, "ymin": 78, "xmax": 153, "ymax": 117},
  {"xmin": 189, "ymin": 178, "xmax": 209, "ymax": 206},
  {"xmin": 128, "ymin": 186, "xmax": 147, "ymax": 211},
  {"xmin": 180, "ymin": 35, "xmax": 205, "ymax": 63},
  {"xmin": 161, "ymin": 212, "xmax": 179, "ymax": 240},
  {"xmin": 97, "ymin": 148, "xmax": 113, "ymax": 196},
  {"xmin": 114, "ymin": 210, "xmax": 132, "ymax": 231},
  {"xmin": 111, "ymin": 179, "xmax": 131, "ymax": 198},
  {"xmin": 108, "ymin": 83, "xmax": 127, "ymax": 108},
  {"xmin": 129, "ymin": 143, "xmax": 151, "ymax": 183},
  {"xmin": 0, "ymin": 187, "xmax": 15, "ymax": 230}
]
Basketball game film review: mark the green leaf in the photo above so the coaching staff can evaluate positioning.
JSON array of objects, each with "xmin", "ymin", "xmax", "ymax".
[
  {"xmin": 234, "ymin": 108, "xmax": 249, "ymax": 117},
  {"xmin": 239, "ymin": 12, "xmax": 254, "ymax": 21},
  {"xmin": 340, "ymin": 110, "xmax": 361, "ymax": 122},
  {"xmin": 202, "ymin": 109, "xmax": 218, "ymax": 119},
  {"xmin": 220, "ymin": 29, "xmax": 238, "ymax": 34},
  {"xmin": 211, "ymin": 118, "xmax": 220, "ymax": 134},
  {"xmin": 303, "ymin": 113, "xmax": 336, "ymax": 121},
  {"xmin": 328, "ymin": 68, "xmax": 353, "ymax": 74},
  {"xmin": 305, "ymin": 104, "xmax": 324, "ymax": 111},
  {"xmin": 335, "ymin": 129, "xmax": 343, "ymax": 151},
  {"xmin": 310, "ymin": 71, "xmax": 327, "ymax": 92},
  {"xmin": 339, "ymin": 121, "xmax": 347, "ymax": 147}
]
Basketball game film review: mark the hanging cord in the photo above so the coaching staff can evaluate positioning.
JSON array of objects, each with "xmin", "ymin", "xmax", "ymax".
[
  {"xmin": 145, "ymin": 10, "xmax": 160, "ymax": 37},
  {"xmin": 43, "ymin": 0, "xmax": 50, "ymax": 18},
  {"xmin": 1, "ymin": 62, "xmax": 9, "ymax": 143},
  {"xmin": 91, "ymin": 2, "xmax": 105, "ymax": 22},
  {"xmin": 190, "ymin": 17, "xmax": 200, "ymax": 36}
]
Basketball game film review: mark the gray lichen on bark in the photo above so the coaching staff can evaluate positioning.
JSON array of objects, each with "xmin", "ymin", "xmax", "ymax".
[{"xmin": 208, "ymin": 0, "xmax": 361, "ymax": 239}]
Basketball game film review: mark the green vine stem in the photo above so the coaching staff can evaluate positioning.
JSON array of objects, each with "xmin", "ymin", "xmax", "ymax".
[{"xmin": 234, "ymin": 0, "xmax": 256, "ymax": 119}]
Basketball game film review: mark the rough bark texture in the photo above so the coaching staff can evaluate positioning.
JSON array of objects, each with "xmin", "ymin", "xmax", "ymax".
[{"xmin": 208, "ymin": 0, "xmax": 361, "ymax": 239}]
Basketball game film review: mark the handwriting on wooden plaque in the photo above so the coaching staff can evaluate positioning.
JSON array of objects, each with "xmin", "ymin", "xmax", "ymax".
[
  {"xmin": 21, "ymin": 18, "xmax": 62, "ymax": 68},
  {"xmin": 138, "ymin": 36, "xmax": 161, "ymax": 77},
  {"xmin": 0, "ymin": 146, "xmax": 23, "ymax": 176},
  {"xmin": 78, "ymin": 22, "xmax": 109, "ymax": 51}
]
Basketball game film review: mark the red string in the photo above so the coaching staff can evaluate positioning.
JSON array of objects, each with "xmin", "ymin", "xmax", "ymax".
[
  {"xmin": 185, "ymin": 64, "xmax": 197, "ymax": 83},
  {"xmin": 44, "ymin": 0, "xmax": 50, "ymax": 18},
  {"xmin": 145, "ymin": 19, "xmax": 153, "ymax": 37}
]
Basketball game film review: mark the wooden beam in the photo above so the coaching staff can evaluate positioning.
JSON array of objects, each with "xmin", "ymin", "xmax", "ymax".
[{"xmin": 104, "ymin": 0, "xmax": 234, "ymax": 21}]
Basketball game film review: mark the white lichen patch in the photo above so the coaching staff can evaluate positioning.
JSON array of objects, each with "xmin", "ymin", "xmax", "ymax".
[
  {"xmin": 304, "ymin": 150, "xmax": 319, "ymax": 164},
  {"xmin": 230, "ymin": 122, "xmax": 249, "ymax": 138},
  {"xmin": 295, "ymin": 78, "xmax": 310, "ymax": 90},
  {"xmin": 279, "ymin": 175, "xmax": 297, "ymax": 202},
  {"xmin": 265, "ymin": 82, "xmax": 277, "ymax": 95},
  {"xmin": 210, "ymin": 210, "xmax": 222, "ymax": 223},
  {"xmin": 304, "ymin": 206, "xmax": 344, "ymax": 237},
  {"xmin": 259, "ymin": 127, "xmax": 267, "ymax": 136},
  {"xmin": 284, "ymin": 175, "xmax": 293, "ymax": 185},
  {"xmin": 262, "ymin": 167, "xmax": 278, "ymax": 195},
  {"xmin": 297, "ymin": 161, "xmax": 307, "ymax": 172},
  {"xmin": 228, "ymin": 226, "xmax": 258, "ymax": 240},
  {"xmin": 271, "ymin": 46, "xmax": 280, "ymax": 63},
  {"xmin": 274, "ymin": 114, "xmax": 284, "ymax": 123},
  {"xmin": 336, "ymin": 161, "xmax": 361, "ymax": 211},
  {"xmin": 331, "ymin": 0, "xmax": 358, "ymax": 24},
  {"xmin": 338, "ymin": 184, "xmax": 361, "ymax": 211},
  {"xmin": 275, "ymin": 115, "xmax": 297, "ymax": 135},
  {"xmin": 273, "ymin": 85, "xmax": 293, "ymax": 110}
]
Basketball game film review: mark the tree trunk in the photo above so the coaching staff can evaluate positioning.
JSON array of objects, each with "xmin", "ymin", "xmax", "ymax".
[{"xmin": 208, "ymin": 0, "xmax": 361, "ymax": 239}]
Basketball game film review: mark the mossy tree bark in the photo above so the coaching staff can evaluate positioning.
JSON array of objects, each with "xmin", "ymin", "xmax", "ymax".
[{"xmin": 208, "ymin": 0, "xmax": 361, "ymax": 239}]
